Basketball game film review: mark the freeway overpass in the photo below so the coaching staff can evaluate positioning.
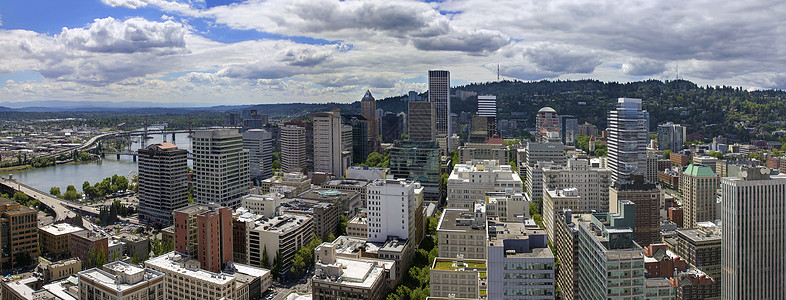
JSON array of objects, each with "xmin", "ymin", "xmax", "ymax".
[{"xmin": 0, "ymin": 177, "xmax": 76, "ymax": 222}]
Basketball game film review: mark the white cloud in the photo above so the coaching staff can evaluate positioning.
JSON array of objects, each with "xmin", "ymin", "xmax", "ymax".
[
  {"xmin": 57, "ymin": 17, "xmax": 187, "ymax": 53},
  {"xmin": 101, "ymin": 0, "xmax": 148, "ymax": 9}
]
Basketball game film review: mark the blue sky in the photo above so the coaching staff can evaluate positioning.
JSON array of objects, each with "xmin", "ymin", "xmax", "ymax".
[{"xmin": 0, "ymin": 0, "xmax": 784, "ymax": 105}]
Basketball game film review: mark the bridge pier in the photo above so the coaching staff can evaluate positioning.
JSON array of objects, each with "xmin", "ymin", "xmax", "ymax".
[
  {"xmin": 172, "ymin": 132, "xmax": 176, "ymax": 141},
  {"xmin": 117, "ymin": 154, "xmax": 121, "ymax": 160},
  {"xmin": 133, "ymin": 155, "xmax": 137, "ymax": 162}
]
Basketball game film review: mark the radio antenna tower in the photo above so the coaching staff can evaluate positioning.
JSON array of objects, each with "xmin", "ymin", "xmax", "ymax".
[{"xmin": 497, "ymin": 64, "xmax": 500, "ymax": 81}]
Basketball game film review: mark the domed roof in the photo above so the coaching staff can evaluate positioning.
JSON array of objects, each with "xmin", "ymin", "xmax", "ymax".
[{"xmin": 538, "ymin": 106, "xmax": 556, "ymax": 113}]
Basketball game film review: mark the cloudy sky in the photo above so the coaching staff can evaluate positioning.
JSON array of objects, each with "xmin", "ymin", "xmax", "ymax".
[{"xmin": 0, "ymin": 0, "xmax": 784, "ymax": 105}]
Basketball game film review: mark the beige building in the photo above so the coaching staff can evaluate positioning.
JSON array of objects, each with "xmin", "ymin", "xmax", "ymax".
[
  {"xmin": 437, "ymin": 208, "xmax": 487, "ymax": 260},
  {"xmin": 430, "ymin": 257, "xmax": 486, "ymax": 299},
  {"xmin": 248, "ymin": 214, "xmax": 314, "ymax": 278},
  {"xmin": 313, "ymin": 109, "xmax": 352, "ymax": 177},
  {"xmin": 281, "ymin": 124, "xmax": 307, "ymax": 173},
  {"xmin": 484, "ymin": 191, "xmax": 529, "ymax": 222},
  {"xmin": 0, "ymin": 197, "xmax": 39, "ymax": 269},
  {"xmin": 78, "ymin": 261, "xmax": 165, "ymax": 300},
  {"xmin": 258, "ymin": 172, "xmax": 312, "ymax": 195},
  {"xmin": 346, "ymin": 212, "xmax": 367, "ymax": 238},
  {"xmin": 321, "ymin": 179, "xmax": 369, "ymax": 206},
  {"xmin": 447, "ymin": 160, "xmax": 522, "ymax": 209},
  {"xmin": 458, "ymin": 143, "xmax": 509, "ymax": 165},
  {"xmin": 543, "ymin": 187, "xmax": 581, "ymax": 242},
  {"xmin": 240, "ymin": 193, "xmax": 284, "ymax": 218},
  {"xmin": 680, "ymin": 164, "xmax": 719, "ymax": 228},
  {"xmin": 39, "ymin": 258, "xmax": 81, "ymax": 284},
  {"xmin": 542, "ymin": 158, "xmax": 611, "ymax": 212},
  {"xmin": 312, "ymin": 242, "xmax": 393, "ymax": 300},
  {"xmin": 39, "ymin": 223, "xmax": 85, "ymax": 260},
  {"xmin": 192, "ymin": 129, "xmax": 250, "ymax": 209}
]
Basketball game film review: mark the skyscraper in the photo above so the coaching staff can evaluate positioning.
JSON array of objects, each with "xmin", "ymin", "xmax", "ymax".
[
  {"xmin": 428, "ymin": 70, "xmax": 450, "ymax": 151},
  {"xmin": 477, "ymin": 95, "xmax": 497, "ymax": 137},
  {"xmin": 657, "ymin": 122, "xmax": 686, "ymax": 152},
  {"xmin": 192, "ymin": 129, "xmax": 250, "ymax": 209},
  {"xmin": 173, "ymin": 204, "xmax": 233, "ymax": 273},
  {"xmin": 342, "ymin": 114, "xmax": 369, "ymax": 164},
  {"xmin": 721, "ymin": 167, "xmax": 786, "ymax": 300},
  {"xmin": 313, "ymin": 109, "xmax": 352, "ymax": 177},
  {"xmin": 361, "ymin": 90, "xmax": 380, "ymax": 153},
  {"xmin": 680, "ymin": 164, "xmax": 719, "ymax": 228},
  {"xmin": 137, "ymin": 142, "xmax": 188, "ymax": 226},
  {"xmin": 408, "ymin": 101, "xmax": 436, "ymax": 142},
  {"xmin": 559, "ymin": 115, "xmax": 578, "ymax": 146},
  {"xmin": 281, "ymin": 124, "xmax": 306, "ymax": 173},
  {"xmin": 607, "ymin": 98, "xmax": 650, "ymax": 184},
  {"xmin": 381, "ymin": 112, "xmax": 402, "ymax": 143},
  {"xmin": 242, "ymin": 129, "xmax": 273, "ymax": 181},
  {"xmin": 389, "ymin": 140, "xmax": 441, "ymax": 202},
  {"xmin": 609, "ymin": 174, "xmax": 661, "ymax": 247},
  {"xmin": 535, "ymin": 107, "xmax": 560, "ymax": 143},
  {"xmin": 366, "ymin": 179, "xmax": 420, "ymax": 243}
]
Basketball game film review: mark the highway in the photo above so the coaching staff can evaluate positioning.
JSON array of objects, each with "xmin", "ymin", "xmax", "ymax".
[{"xmin": 0, "ymin": 177, "xmax": 76, "ymax": 223}]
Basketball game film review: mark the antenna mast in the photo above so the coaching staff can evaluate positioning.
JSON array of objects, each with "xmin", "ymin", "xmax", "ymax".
[{"xmin": 497, "ymin": 64, "xmax": 500, "ymax": 81}]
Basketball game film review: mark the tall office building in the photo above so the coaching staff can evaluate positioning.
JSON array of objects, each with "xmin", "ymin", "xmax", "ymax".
[
  {"xmin": 138, "ymin": 143, "xmax": 188, "ymax": 226},
  {"xmin": 366, "ymin": 179, "xmax": 420, "ymax": 242},
  {"xmin": 361, "ymin": 90, "xmax": 381, "ymax": 153},
  {"xmin": 542, "ymin": 159, "xmax": 611, "ymax": 212},
  {"xmin": 721, "ymin": 167, "xmax": 786, "ymax": 300},
  {"xmin": 657, "ymin": 122, "xmax": 686, "ymax": 152},
  {"xmin": 192, "ymin": 129, "xmax": 250, "ymax": 209},
  {"xmin": 313, "ymin": 109, "xmax": 352, "ymax": 177},
  {"xmin": 389, "ymin": 140, "xmax": 441, "ymax": 202},
  {"xmin": 281, "ymin": 124, "xmax": 306, "ymax": 173},
  {"xmin": 577, "ymin": 200, "xmax": 647, "ymax": 299},
  {"xmin": 242, "ymin": 129, "xmax": 274, "ymax": 181},
  {"xmin": 559, "ymin": 115, "xmax": 579, "ymax": 146},
  {"xmin": 577, "ymin": 121, "xmax": 598, "ymax": 137},
  {"xmin": 477, "ymin": 95, "xmax": 497, "ymax": 137},
  {"xmin": 609, "ymin": 174, "xmax": 661, "ymax": 247},
  {"xmin": 0, "ymin": 198, "xmax": 38, "ymax": 269},
  {"xmin": 607, "ymin": 98, "xmax": 650, "ymax": 184},
  {"xmin": 408, "ymin": 100, "xmax": 436, "ymax": 142},
  {"xmin": 680, "ymin": 164, "xmax": 719, "ymax": 228},
  {"xmin": 519, "ymin": 142, "xmax": 567, "ymax": 201},
  {"xmin": 487, "ymin": 220, "xmax": 555, "ymax": 299},
  {"xmin": 535, "ymin": 107, "xmax": 560, "ymax": 143},
  {"xmin": 173, "ymin": 204, "xmax": 233, "ymax": 273},
  {"xmin": 428, "ymin": 70, "xmax": 451, "ymax": 151},
  {"xmin": 342, "ymin": 114, "xmax": 370, "ymax": 165},
  {"xmin": 381, "ymin": 112, "xmax": 402, "ymax": 143},
  {"xmin": 447, "ymin": 160, "xmax": 523, "ymax": 209}
]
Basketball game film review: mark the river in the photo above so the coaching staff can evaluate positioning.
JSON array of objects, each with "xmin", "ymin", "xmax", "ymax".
[{"xmin": 0, "ymin": 132, "xmax": 192, "ymax": 193}]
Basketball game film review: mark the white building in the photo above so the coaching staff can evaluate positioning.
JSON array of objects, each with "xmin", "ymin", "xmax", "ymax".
[
  {"xmin": 248, "ymin": 214, "xmax": 314, "ymax": 278},
  {"xmin": 312, "ymin": 242, "xmax": 394, "ymax": 300},
  {"xmin": 485, "ymin": 190, "xmax": 529, "ymax": 222},
  {"xmin": 243, "ymin": 129, "xmax": 274, "ymax": 180},
  {"xmin": 447, "ymin": 160, "xmax": 523, "ymax": 209},
  {"xmin": 78, "ymin": 262, "xmax": 165, "ymax": 300},
  {"xmin": 542, "ymin": 159, "xmax": 611, "ymax": 212},
  {"xmin": 518, "ymin": 142, "xmax": 566, "ymax": 201},
  {"xmin": 241, "ymin": 193, "xmax": 284, "ymax": 218},
  {"xmin": 281, "ymin": 124, "xmax": 306, "ymax": 173},
  {"xmin": 607, "ymin": 98, "xmax": 649, "ymax": 184},
  {"xmin": 192, "ymin": 129, "xmax": 250, "ymax": 209},
  {"xmin": 366, "ymin": 179, "xmax": 421, "ymax": 243},
  {"xmin": 313, "ymin": 109, "xmax": 352, "ymax": 177},
  {"xmin": 721, "ymin": 167, "xmax": 786, "ymax": 300}
]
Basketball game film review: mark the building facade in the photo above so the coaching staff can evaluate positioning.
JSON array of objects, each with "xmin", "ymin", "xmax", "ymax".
[
  {"xmin": 366, "ymin": 179, "xmax": 420, "ymax": 243},
  {"xmin": 487, "ymin": 219, "xmax": 555, "ymax": 299},
  {"xmin": 192, "ymin": 129, "xmax": 250, "ymax": 209},
  {"xmin": 39, "ymin": 223, "xmax": 84, "ymax": 260},
  {"xmin": 447, "ymin": 160, "xmax": 522, "ymax": 209},
  {"xmin": 407, "ymin": 101, "xmax": 436, "ymax": 142},
  {"xmin": 437, "ymin": 208, "xmax": 487, "ymax": 260},
  {"xmin": 609, "ymin": 175, "xmax": 662, "ymax": 247},
  {"xmin": 248, "ymin": 214, "xmax": 314, "ymax": 278},
  {"xmin": 657, "ymin": 122, "xmax": 686, "ymax": 152},
  {"xmin": 138, "ymin": 142, "xmax": 189, "ymax": 226},
  {"xmin": 535, "ymin": 107, "xmax": 560, "ymax": 143},
  {"xmin": 428, "ymin": 70, "xmax": 451, "ymax": 151},
  {"xmin": 607, "ymin": 98, "xmax": 650, "ymax": 184},
  {"xmin": 313, "ymin": 109, "xmax": 352, "ymax": 177},
  {"xmin": 457, "ymin": 143, "xmax": 509, "ymax": 165},
  {"xmin": 242, "ymin": 129, "xmax": 274, "ymax": 181},
  {"xmin": 680, "ymin": 164, "xmax": 719, "ymax": 228},
  {"xmin": 542, "ymin": 159, "xmax": 611, "ymax": 212},
  {"xmin": 173, "ymin": 204, "xmax": 233, "ymax": 273},
  {"xmin": 281, "ymin": 125, "xmax": 307, "ymax": 173},
  {"xmin": 389, "ymin": 140, "xmax": 441, "ymax": 202}
]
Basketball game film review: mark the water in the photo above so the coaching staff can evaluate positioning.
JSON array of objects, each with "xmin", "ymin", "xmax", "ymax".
[{"xmin": 0, "ymin": 132, "xmax": 192, "ymax": 193}]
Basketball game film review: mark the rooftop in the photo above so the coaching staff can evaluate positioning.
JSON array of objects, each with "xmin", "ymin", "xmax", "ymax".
[
  {"xmin": 251, "ymin": 214, "xmax": 312, "ymax": 234},
  {"xmin": 675, "ymin": 228, "xmax": 721, "ymax": 243},
  {"xmin": 683, "ymin": 164, "xmax": 716, "ymax": 177},
  {"xmin": 432, "ymin": 258, "xmax": 487, "ymax": 271},
  {"xmin": 40, "ymin": 223, "xmax": 84, "ymax": 236},
  {"xmin": 323, "ymin": 179, "xmax": 370, "ymax": 187},
  {"xmin": 79, "ymin": 262, "xmax": 164, "ymax": 293},
  {"xmin": 437, "ymin": 209, "xmax": 486, "ymax": 232},
  {"xmin": 145, "ymin": 252, "xmax": 235, "ymax": 285},
  {"xmin": 3, "ymin": 276, "xmax": 38, "ymax": 299},
  {"xmin": 299, "ymin": 188, "xmax": 358, "ymax": 201}
]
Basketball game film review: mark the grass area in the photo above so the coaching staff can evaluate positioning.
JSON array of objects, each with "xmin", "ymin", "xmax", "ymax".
[
  {"xmin": 0, "ymin": 164, "xmax": 33, "ymax": 172},
  {"xmin": 433, "ymin": 261, "xmax": 486, "ymax": 271},
  {"xmin": 480, "ymin": 289, "xmax": 487, "ymax": 296}
]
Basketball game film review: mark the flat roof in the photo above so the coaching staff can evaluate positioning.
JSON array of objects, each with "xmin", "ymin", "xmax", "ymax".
[
  {"xmin": 438, "ymin": 209, "xmax": 486, "ymax": 232},
  {"xmin": 79, "ymin": 263, "xmax": 163, "ymax": 293},
  {"xmin": 233, "ymin": 263, "xmax": 270, "ymax": 278},
  {"xmin": 314, "ymin": 258, "xmax": 386, "ymax": 289},
  {"xmin": 299, "ymin": 188, "xmax": 359, "ymax": 201},
  {"xmin": 3, "ymin": 277, "xmax": 38, "ymax": 299},
  {"xmin": 675, "ymin": 228, "xmax": 721, "ymax": 243},
  {"xmin": 251, "ymin": 214, "xmax": 312, "ymax": 234},
  {"xmin": 40, "ymin": 223, "xmax": 85, "ymax": 236},
  {"xmin": 145, "ymin": 252, "xmax": 235, "ymax": 285}
]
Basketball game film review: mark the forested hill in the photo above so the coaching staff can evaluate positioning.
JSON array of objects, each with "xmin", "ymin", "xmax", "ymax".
[{"xmin": 252, "ymin": 79, "xmax": 786, "ymax": 143}]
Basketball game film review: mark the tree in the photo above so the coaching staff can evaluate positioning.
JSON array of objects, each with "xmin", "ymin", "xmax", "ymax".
[
  {"xmin": 13, "ymin": 192, "xmax": 29, "ymax": 204},
  {"xmin": 71, "ymin": 213, "xmax": 84, "ymax": 228},
  {"xmin": 131, "ymin": 254, "xmax": 140, "ymax": 264},
  {"xmin": 63, "ymin": 190, "xmax": 81, "ymax": 201},
  {"xmin": 261, "ymin": 245, "xmax": 270, "ymax": 268},
  {"xmin": 88, "ymin": 248, "xmax": 107, "ymax": 269},
  {"xmin": 272, "ymin": 250, "xmax": 282, "ymax": 280},
  {"xmin": 663, "ymin": 150, "xmax": 672, "ymax": 159},
  {"xmin": 49, "ymin": 187, "xmax": 61, "ymax": 197},
  {"xmin": 337, "ymin": 215, "xmax": 348, "ymax": 236}
]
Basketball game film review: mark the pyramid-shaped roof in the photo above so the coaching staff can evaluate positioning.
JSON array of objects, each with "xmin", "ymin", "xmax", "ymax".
[{"xmin": 362, "ymin": 90, "xmax": 374, "ymax": 101}]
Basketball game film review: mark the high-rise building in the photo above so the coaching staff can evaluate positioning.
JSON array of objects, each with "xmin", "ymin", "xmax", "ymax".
[
  {"xmin": 0, "ymin": 197, "xmax": 38, "ymax": 269},
  {"xmin": 428, "ymin": 70, "xmax": 451, "ymax": 151},
  {"xmin": 487, "ymin": 219, "xmax": 555, "ymax": 299},
  {"xmin": 342, "ymin": 114, "xmax": 370, "ymax": 165},
  {"xmin": 248, "ymin": 214, "xmax": 314, "ymax": 278},
  {"xmin": 542, "ymin": 159, "xmax": 611, "ymax": 212},
  {"xmin": 543, "ymin": 188, "xmax": 580, "ymax": 242},
  {"xmin": 407, "ymin": 101, "xmax": 436, "ymax": 142},
  {"xmin": 721, "ymin": 167, "xmax": 786, "ymax": 300},
  {"xmin": 680, "ymin": 164, "xmax": 719, "ymax": 228},
  {"xmin": 192, "ymin": 129, "xmax": 250, "ymax": 209},
  {"xmin": 437, "ymin": 208, "xmax": 487, "ymax": 259},
  {"xmin": 470, "ymin": 115, "xmax": 490, "ymax": 143},
  {"xmin": 242, "ymin": 129, "xmax": 274, "ymax": 181},
  {"xmin": 577, "ymin": 200, "xmax": 647, "ymax": 299},
  {"xmin": 577, "ymin": 121, "xmax": 598, "ymax": 137},
  {"xmin": 535, "ymin": 107, "xmax": 560, "ymax": 143},
  {"xmin": 389, "ymin": 140, "xmax": 440, "ymax": 202},
  {"xmin": 281, "ymin": 124, "xmax": 306, "ymax": 173},
  {"xmin": 555, "ymin": 210, "xmax": 583, "ymax": 300},
  {"xmin": 519, "ymin": 142, "xmax": 567, "ymax": 201},
  {"xmin": 657, "ymin": 122, "xmax": 686, "ymax": 152},
  {"xmin": 457, "ymin": 143, "xmax": 509, "ymax": 165},
  {"xmin": 361, "ymin": 90, "xmax": 380, "ymax": 150},
  {"xmin": 313, "ymin": 109, "xmax": 352, "ymax": 177},
  {"xmin": 447, "ymin": 160, "xmax": 522, "ymax": 209},
  {"xmin": 607, "ymin": 98, "xmax": 650, "ymax": 184},
  {"xmin": 609, "ymin": 174, "xmax": 662, "ymax": 247},
  {"xmin": 366, "ymin": 179, "xmax": 421, "ymax": 242},
  {"xmin": 381, "ymin": 112, "xmax": 402, "ymax": 143},
  {"xmin": 559, "ymin": 115, "xmax": 579, "ymax": 146},
  {"xmin": 138, "ymin": 143, "xmax": 189, "ymax": 226},
  {"xmin": 173, "ymin": 204, "xmax": 233, "ymax": 273},
  {"xmin": 477, "ymin": 95, "xmax": 497, "ymax": 138}
]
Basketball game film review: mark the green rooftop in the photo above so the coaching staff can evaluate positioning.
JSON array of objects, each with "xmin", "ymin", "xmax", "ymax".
[
  {"xmin": 683, "ymin": 164, "xmax": 716, "ymax": 177},
  {"xmin": 433, "ymin": 261, "xmax": 487, "ymax": 271}
]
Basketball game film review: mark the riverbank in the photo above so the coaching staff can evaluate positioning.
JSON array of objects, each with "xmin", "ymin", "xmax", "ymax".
[{"xmin": 0, "ymin": 155, "xmax": 101, "ymax": 174}]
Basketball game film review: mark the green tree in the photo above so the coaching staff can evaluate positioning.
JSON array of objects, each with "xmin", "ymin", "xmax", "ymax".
[
  {"xmin": 49, "ymin": 187, "xmax": 61, "ymax": 197},
  {"xmin": 63, "ymin": 190, "xmax": 81, "ymax": 201},
  {"xmin": 71, "ymin": 213, "xmax": 84, "ymax": 228},
  {"xmin": 337, "ymin": 215, "xmax": 348, "ymax": 236},
  {"xmin": 261, "ymin": 245, "xmax": 270, "ymax": 268},
  {"xmin": 13, "ymin": 192, "xmax": 29, "ymax": 204},
  {"xmin": 272, "ymin": 250, "xmax": 282, "ymax": 280},
  {"xmin": 131, "ymin": 254, "xmax": 140, "ymax": 264},
  {"xmin": 88, "ymin": 248, "xmax": 107, "ymax": 269},
  {"xmin": 663, "ymin": 149, "xmax": 672, "ymax": 159}
]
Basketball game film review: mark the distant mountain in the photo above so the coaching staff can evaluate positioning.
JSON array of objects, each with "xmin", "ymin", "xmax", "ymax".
[
  {"xmin": 0, "ymin": 106, "xmax": 14, "ymax": 112},
  {"xmin": 0, "ymin": 100, "xmax": 252, "ymax": 113}
]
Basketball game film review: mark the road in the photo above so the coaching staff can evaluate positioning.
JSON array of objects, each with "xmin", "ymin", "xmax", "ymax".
[{"xmin": 0, "ymin": 177, "xmax": 75, "ymax": 223}]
